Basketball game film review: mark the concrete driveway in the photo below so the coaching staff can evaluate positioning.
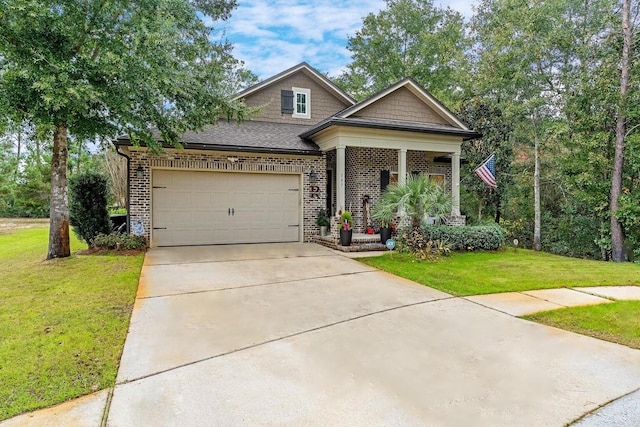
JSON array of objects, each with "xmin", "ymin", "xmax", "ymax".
[{"xmin": 106, "ymin": 243, "xmax": 640, "ymax": 426}]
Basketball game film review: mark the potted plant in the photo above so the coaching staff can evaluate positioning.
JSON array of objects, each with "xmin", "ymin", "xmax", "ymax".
[
  {"xmin": 371, "ymin": 201, "xmax": 394, "ymax": 244},
  {"xmin": 316, "ymin": 209, "xmax": 330, "ymax": 236},
  {"xmin": 338, "ymin": 210, "xmax": 353, "ymax": 246}
]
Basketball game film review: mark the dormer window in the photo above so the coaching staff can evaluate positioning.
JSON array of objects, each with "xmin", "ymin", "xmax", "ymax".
[{"xmin": 292, "ymin": 87, "xmax": 310, "ymax": 119}]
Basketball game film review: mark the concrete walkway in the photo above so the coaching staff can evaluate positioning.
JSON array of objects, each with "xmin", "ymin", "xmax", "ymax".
[
  {"xmin": 466, "ymin": 286, "xmax": 640, "ymax": 316},
  {"xmin": 2, "ymin": 244, "xmax": 640, "ymax": 427}
]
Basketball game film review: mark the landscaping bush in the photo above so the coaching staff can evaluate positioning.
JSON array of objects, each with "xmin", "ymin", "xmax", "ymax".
[
  {"xmin": 397, "ymin": 227, "xmax": 450, "ymax": 261},
  {"xmin": 421, "ymin": 224, "xmax": 506, "ymax": 251},
  {"xmin": 69, "ymin": 171, "xmax": 112, "ymax": 246},
  {"xmin": 92, "ymin": 233, "xmax": 147, "ymax": 251}
]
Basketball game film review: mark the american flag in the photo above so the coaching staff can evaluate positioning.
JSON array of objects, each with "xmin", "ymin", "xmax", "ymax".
[{"xmin": 475, "ymin": 153, "xmax": 497, "ymax": 189}]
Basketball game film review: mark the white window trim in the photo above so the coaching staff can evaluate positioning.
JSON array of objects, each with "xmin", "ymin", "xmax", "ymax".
[{"xmin": 292, "ymin": 87, "xmax": 310, "ymax": 119}]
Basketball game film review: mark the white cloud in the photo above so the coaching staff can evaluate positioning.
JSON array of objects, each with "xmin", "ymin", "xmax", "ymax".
[{"xmin": 221, "ymin": 0, "xmax": 476, "ymax": 80}]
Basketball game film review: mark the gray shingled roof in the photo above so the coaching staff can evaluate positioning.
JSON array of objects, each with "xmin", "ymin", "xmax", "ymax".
[
  {"xmin": 114, "ymin": 120, "xmax": 322, "ymax": 156},
  {"xmin": 299, "ymin": 116, "xmax": 482, "ymax": 140}
]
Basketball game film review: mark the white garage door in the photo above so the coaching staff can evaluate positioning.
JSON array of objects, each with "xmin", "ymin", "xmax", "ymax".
[{"xmin": 152, "ymin": 170, "xmax": 300, "ymax": 246}]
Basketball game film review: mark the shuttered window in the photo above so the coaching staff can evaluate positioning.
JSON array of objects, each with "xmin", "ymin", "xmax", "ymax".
[
  {"xmin": 380, "ymin": 170, "xmax": 390, "ymax": 192},
  {"xmin": 281, "ymin": 90, "xmax": 294, "ymax": 114}
]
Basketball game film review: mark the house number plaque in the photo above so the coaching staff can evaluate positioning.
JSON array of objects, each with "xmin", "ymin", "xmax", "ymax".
[{"xmin": 309, "ymin": 185, "xmax": 320, "ymax": 199}]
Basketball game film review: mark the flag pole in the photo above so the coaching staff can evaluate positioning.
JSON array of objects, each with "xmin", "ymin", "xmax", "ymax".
[{"xmin": 474, "ymin": 152, "xmax": 496, "ymax": 172}]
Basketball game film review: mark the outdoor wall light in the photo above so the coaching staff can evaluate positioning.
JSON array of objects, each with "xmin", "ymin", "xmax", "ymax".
[
  {"xmin": 135, "ymin": 166, "xmax": 144, "ymax": 179},
  {"xmin": 309, "ymin": 171, "xmax": 318, "ymax": 183}
]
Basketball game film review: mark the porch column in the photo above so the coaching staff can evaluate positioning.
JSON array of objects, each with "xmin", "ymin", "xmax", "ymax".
[
  {"xmin": 336, "ymin": 145, "xmax": 346, "ymax": 213},
  {"xmin": 398, "ymin": 148, "xmax": 407, "ymax": 185},
  {"xmin": 452, "ymin": 152, "xmax": 461, "ymax": 215}
]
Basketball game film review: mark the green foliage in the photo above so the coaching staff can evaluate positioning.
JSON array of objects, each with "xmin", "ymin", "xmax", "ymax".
[
  {"xmin": 457, "ymin": 98, "xmax": 514, "ymax": 222},
  {"xmin": 358, "ymin": 249, "xmax": 640, "ymax": 297},
  {"xmin": 524, "ymin": 301, "xmax": 640, "ymax": 350},
  {"xmin": 337, "ymin": 0, "xmax": 468, "ymax": 105},
  {"xmin": 69, "ymin": 171, "xmax": 111, "ymax": 246},
  {"xmin": 377, "ymin": 174, "xmax": 452, "ymax": 229},
  {"xmin": 339, "ymin": 210, "xmax": 353, "ymax": 231},
  {"xmin": 371, "ymin": 198, "xmax": 395, "ymax": 228},
  {"xmin": 421, "ymin": 224, "xmax": 505, "ymax": 251},
  {"xmin": 92, "ymin": 233, "xmax": 147, "ymax": 251},
  {"xmin": 396, "ymin": 227, "xmax": 450, "ymax": 261},
  {"xmin": 316, "ymin": 209, "xmax": 330, "ymax": 227},
  {"xmin": 0, "ymin": 226, "xmax": 142, "ymax": 420},
  {"xmin": 465, "ymin": 0, "xmax": 640, "ymax": 261},
  {"xmin": 617, "ymin": 191, "xmax": 640, "ymax": 262},
  {"xmin": 0, "ymin": 0, "xmax": 255, "ymax": 257},
  {"xmin": 0, "ymin": 125, "xmax": 52, "ymax": 217},
  {"xmin": 0, "ymin": 0, "xmax": 254, "ymax": 148}
]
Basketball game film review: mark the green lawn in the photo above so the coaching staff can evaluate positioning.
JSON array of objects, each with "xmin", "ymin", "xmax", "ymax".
[
  {"xmin": 358, "ymin": 249, "xmax": 640, "ymax": 296},
  {"xmin": 0, "ymin": 225, "xmax": 144, "ymax": 421},
  {"xmin": 523, "ymin": 301, "xmax": 640, "ymax": 350}
]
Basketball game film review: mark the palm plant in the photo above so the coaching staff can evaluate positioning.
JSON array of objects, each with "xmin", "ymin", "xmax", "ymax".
[{"xmin": 375, "ymin": 174, "xmax": 452, "ymax": 229}]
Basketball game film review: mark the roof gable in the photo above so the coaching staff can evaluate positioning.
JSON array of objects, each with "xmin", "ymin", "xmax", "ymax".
[
  {"xmin": 336, "ymin": 78, "xmax": 468, "ymax": 130},
  {"xmin": 234, "ymin": 62, "xmax": 355, "ymax": 106}
]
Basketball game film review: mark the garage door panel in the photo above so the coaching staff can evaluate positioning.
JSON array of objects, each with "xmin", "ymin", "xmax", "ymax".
[
  {"xmin": 153, "ymin": 170, "xmax": 173, "ymax": 187},
  {"xmin": 283, "ymin": 226, "xmax": 299, "ymax": 241},
  {"xmin": 191, "ymin": 192, "xmax": 212, "ymax": 208},
  {"xmin": 191, "ymin": 210, "xmax": 214, "ymax": 226},
  {"xmin": 152, "ymin": 170, "xmax": 300, "ymax": 246},
  {"xmin": 172, "ymin": 172, "xmax": 194, "ymax": 187},
  {"xmin": 232, "ymin": 192, "xmax": 251, "ymax": 208},
  {"xmin": 154, "ymin": 210, "xmax": 174, "ymax": 228}
]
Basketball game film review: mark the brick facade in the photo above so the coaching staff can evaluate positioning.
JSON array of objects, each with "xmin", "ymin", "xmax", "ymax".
[
  {"xmin": 126, "ymin": 148, "xmax": 325, "ymax": 245},
  {"xmin": 325, "ymin": 147, "xmax": 454, "ymax": 232}
]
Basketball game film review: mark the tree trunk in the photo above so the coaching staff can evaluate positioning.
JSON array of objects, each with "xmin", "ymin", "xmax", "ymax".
[
  {"xmin": 15, "ymin": 126, "xmax": 22, "ymax": 175},
  {"xmin": 494, "ymin": 197, "xmax": 501, "ymax": 223},
  {"xmin": 533, "ymin": 130, "xmax": 541, "ymax": 251},
  {"xmin": 610, "ymin": 0, "xmax": 631, "ymax": 262},
  {"xmin": 47, "ymin": 123, "xmax": 71, "ymax": 259},
  {"xmin": 477, "ymin": 199, "xmax": 483, "ymax": 221}
]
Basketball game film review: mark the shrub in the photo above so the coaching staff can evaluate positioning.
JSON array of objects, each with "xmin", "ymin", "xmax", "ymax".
[
  {"xmin": 397, "ymin": 227, "xmax": 450, "ymax": 261},
  {"xmin": 69, "ymin": 171, "xmax": 112, "ymax": 246},
  {"xmin": 339, "ymin": 210, "xmax": 353, "ymax": 231},
  {"xmin": 421, "ymin": 224, "xmax": 505, "ymax": 251},
  {"xmin": 92, "ymin": 233, "xmax": 147, "ymax": 251},
  {"xmin": 376, "ymin": 174, "xmax": 451, "ymax": 228},
  {"xmin": 316, "ymin": 209, "xmax": 330, "ymax": 227}
]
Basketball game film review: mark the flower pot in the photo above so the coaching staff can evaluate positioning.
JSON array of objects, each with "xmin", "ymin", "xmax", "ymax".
[
  {"xmin": 379, "ymin": 227, "xmax": 392, "ymax": 244},
  {"xmin": 340, "ymin": 229, "xmax": 352, "ymax": 246},
  {"xmin": 319, "ymin": 225, "xmax": 328, "ymax": 237}
]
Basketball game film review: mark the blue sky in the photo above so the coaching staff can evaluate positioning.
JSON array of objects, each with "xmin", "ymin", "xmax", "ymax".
[{"xmin": 217, "ymin": 0, "xmax": 477, "ymax": 81}]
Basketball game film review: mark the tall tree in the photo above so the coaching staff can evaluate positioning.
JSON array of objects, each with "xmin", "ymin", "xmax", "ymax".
[
  {"xmin": 457, "ymin": 98, "xmax": 513, "ymax": 223},
  {"xmin": 610, "ymin": 0, "xmax": 633, "ymax": 262},
  {"xmin": 469, "ymin": 0, "xmax": 624, "ymax": 252},
  {"xmin": 337, "ymin": 0, "xmax": 468, "ymax": 105},
  {"xmin": 0, "ymin": 0, "xmax": 253, "ymax": 259}
]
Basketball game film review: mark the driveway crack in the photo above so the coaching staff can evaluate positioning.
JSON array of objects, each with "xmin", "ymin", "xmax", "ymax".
[
  {"xmin": 116, "ymin": 295, "xmax": 456, "ymax": 385},
  {"xmin": 138, "ymin": 269, "xmax": 380, "ymax": 300}
]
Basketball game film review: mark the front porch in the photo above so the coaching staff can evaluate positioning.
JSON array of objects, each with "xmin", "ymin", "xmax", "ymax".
[
  {"xmin": 313, "ymin": 232, "xmax": 387, "ymax": 252},
  {"xmin": 322, "ymin": 145, "xmax": 466, "ymax": 232}
]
